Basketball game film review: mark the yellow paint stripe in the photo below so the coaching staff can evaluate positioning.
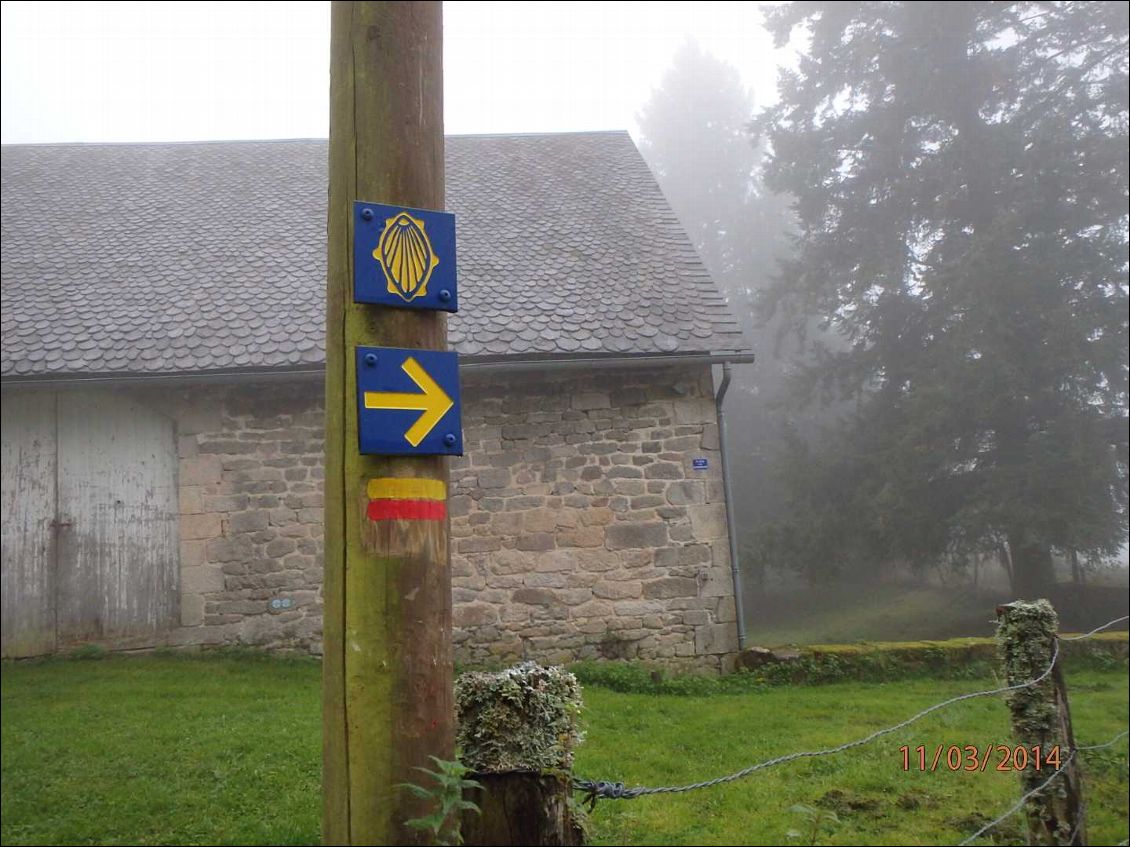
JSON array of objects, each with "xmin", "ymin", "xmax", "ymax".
[{"xmin": 366, "ymin": 477, "xmax": 446, "ymax": 501}]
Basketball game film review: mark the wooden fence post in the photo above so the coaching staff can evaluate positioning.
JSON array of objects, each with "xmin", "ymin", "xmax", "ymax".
[
  {"xmin": 996, "ymin": 600, "xmax": 1085, "ymax": 846},
  {"xmin": 456, "ymin": 663, "xmax": 586, "ymax": 845}
]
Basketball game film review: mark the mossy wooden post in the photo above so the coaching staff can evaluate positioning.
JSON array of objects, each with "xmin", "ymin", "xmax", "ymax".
[
  {"xmin": 996, "ymin": 601, "xmax": 1085, "ymax": 846},
  {"xmin": 323, "ymin": 2, "xmax": 453, "ymax": 844},
  {"xmin": 456, "ymin": 663, "xmax": 586, "ymax": 845}
]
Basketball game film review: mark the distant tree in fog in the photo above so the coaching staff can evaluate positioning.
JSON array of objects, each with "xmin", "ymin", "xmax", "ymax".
[
  {"xmin": 637, "ymin": 38, "xmax": 791, "ymax": 319},
  {"xmin": 637, "ymin": 39, "xmax": 799, "ymax": 585},
  {"xmin": 755, "ymin": 1, "xmax": 1129, "ymax": 596}
]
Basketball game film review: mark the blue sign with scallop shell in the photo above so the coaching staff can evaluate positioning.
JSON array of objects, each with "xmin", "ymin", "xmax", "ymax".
[{"xmin": 353, "ymin": 201, "xmax": 458, "ymax": 312}]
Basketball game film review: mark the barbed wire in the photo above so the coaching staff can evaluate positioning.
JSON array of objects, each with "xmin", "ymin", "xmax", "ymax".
[
  {"xmin": 957, "ymin": 725, "xmax": 1130, "ymax": 846},
  {"xmin": 575, "ymin": 614, "xmax": 1128, "ymax": 806},
  {"xmin": 1060, "ymin": 615, "xmax": 1129, "ymax": 640},
  {"xmin": 1060, "ymin": 730, "xmax": 1130, "ymax": 847},
  {"xmin": 1057, "ymin": 622, "xmax": 1130, "ymax": 845},
  {"xmin": 956, "ymin": 749, "xmax": 1077, "ymax": 846},
  {"xmin": 578, "ymin": 645, "xmax": 1057, "ymax": 801},
  {"xmin": 1076, "ymin": 728, "xmax": 1129, "ymax": 750}
]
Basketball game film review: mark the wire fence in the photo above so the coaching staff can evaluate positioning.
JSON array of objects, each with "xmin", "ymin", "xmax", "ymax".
[
  {"xmin": 1058, "ymin": 731, "xmax": 1130, "ymax": 847},
  {"xmin": 573, "ymin": 613, "xmax": 1130, "ymax": 845},
  {"xmin": 1060, "ymin": 615, "xmax": 1129, "ymax": 640}
]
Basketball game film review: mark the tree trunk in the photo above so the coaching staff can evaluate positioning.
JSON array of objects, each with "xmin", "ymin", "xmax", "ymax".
[
  {"xmin": 1009, "ymin": 538, "xmax": 1056, "ymax": 599},
  {"xmin": 1069, "ymin": 549, "xmax": 1084, "ymax": 588},
  {"xmin": 462, "ymin": 772, "xmax": 584, "ymax": 846},
  {"xmin": 998, "ymin": 542, "xmax": 1014, "ymax": 585}
]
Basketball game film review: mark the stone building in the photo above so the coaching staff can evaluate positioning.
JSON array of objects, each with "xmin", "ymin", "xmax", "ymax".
[{"xmin": 1, "ymin": 132, "xmax": 752, "ymax": 670}]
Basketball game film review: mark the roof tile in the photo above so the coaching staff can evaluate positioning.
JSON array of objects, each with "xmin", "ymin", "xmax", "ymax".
[{"xmin": 2, "ymin": 132, "xmax": 747, "ymax": 378}]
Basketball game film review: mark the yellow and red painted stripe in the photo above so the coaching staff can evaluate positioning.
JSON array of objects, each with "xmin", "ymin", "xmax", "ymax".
[{"xmin": 366, "ymin": 477, "xmax": 447, "ymax": 522}]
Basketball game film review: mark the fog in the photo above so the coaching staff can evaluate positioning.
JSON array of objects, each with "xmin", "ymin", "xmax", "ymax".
[
  {"xmin": 0, "ymin": 1, "xmax": 789, "ymax": 143},
  {"xmin": 635, "ymin": 1, "xmax": 1129, "ymax": 644}
]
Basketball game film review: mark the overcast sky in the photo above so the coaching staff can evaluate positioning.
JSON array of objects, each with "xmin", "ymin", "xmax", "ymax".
[{"xmin": 0, "ymin": 1, "xmax": 791, "ymax": 144}]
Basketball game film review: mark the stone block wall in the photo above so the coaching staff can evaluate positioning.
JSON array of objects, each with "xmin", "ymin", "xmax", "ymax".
[
  {"xmin": 157, "ymin": 380, "xmax": 326, "ymax": 651},
  {"xmin": 146, "ymin": 363, "xmax": 737, "ymax": 668},
  {"xmin": 450, "ymin": 365, "xmax": 737, "ymax": 670}
]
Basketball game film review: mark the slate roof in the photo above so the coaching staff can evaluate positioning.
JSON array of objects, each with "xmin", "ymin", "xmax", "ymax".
[{"xmin": 1, "ymin": 132, "xmax": 747, "ymax": 379}]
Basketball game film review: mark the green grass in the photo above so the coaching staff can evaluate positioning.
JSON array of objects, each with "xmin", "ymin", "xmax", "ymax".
[
  {"xmin": 575, "ymin": 675, "xmax": 1128, "ymax": 845},
  {"xmin": 2, "ymin": 653, "xmax": 1127, "ymax": 846},
  {"xmin": 1, "ymin": 651, "xmax": 321, "ymax": 846}
]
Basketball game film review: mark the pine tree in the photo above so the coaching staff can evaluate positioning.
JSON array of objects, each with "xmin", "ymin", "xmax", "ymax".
[{"xmin": 756, "ymin": 1, "xmax": 1129, "ymax": 596}]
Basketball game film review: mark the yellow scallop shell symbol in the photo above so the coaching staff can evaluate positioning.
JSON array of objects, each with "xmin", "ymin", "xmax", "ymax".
[{"xmin": 373, "ymin": 212, "xmax": 440, "ymax": 302}]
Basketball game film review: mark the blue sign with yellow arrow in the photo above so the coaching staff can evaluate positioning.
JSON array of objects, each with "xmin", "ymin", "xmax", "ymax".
[
  {"xmin": 354, "ymin": 201, "xmax": 458, "ymax": 312},
  {"xmin": 355, "ymin": 346, "xmax": 463, "ymax": 456}
]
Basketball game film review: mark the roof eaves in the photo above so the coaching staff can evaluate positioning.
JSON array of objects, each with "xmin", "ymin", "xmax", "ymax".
[{"xmin": 0, "ymin": 349, "xmax": 755, "ymax": 389}]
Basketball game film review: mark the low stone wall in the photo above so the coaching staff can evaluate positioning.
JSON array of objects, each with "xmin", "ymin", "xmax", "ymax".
[{"xmin": 148, "ymin": 363, "xmax": 737, "ymax": 669}]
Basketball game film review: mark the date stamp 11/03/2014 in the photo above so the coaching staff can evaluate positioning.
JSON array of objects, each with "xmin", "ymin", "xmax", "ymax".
[{"xmin": 900, "ymin": 744, "xmax": 1063, "ymax": 773}]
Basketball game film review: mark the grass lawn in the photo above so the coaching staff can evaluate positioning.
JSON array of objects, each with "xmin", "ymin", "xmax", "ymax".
[{"xmin": 2, "ymin": 652, "xmax": 1127, "ymax": 846}]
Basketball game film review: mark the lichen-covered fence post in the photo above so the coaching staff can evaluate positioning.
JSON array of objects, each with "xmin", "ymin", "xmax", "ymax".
[
  {"xmin": 996, "ymin": 601, "xmax": 1085, "ymax": 846},
  {"xmin": 456, "ymin": 662, "xmax": 586, "ymax": 846}
]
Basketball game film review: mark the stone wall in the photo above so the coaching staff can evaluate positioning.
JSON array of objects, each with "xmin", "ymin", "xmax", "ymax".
[
  {"xmin": 451, "ymin": 365, "xmax": 736, "ymax": 670},
  {"xmin": 162, "ymin": 380, "xmax": 326, "ymax": 651},
  {"xmin": 152, "ymin": 363, "xmax": 737, "ymax": 668}
]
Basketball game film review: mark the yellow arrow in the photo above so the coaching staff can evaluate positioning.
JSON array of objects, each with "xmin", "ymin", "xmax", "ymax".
[{"xmin": 363, "ymin": 356, "xmax": 453, "ymax": 447}]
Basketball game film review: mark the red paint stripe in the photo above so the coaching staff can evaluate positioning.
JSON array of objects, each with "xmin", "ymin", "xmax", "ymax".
[{"xmin": 367, "ymin": 499, "xmax": 447, "ymax": 522}]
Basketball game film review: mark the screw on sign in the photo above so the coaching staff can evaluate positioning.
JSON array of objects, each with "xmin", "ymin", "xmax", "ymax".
[
  {"xmin": 354, "ymin": 345, "xmax": 463, "ymax": 456},
  {"xmin": 351, "ymin": 200, "xmax": 463, "ymax": 458}
]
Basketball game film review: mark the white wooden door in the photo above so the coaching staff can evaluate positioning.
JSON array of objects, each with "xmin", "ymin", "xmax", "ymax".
[
  {"xmin": 1, "ymin": 390, "xmax": 179, "ymax": 656},
  {"xmin": 55, "ymin": 391, "xmax": 179, "ymax": 644}
]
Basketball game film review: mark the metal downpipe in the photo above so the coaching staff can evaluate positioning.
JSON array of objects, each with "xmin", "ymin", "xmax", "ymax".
[{"xmin": 715, "ymin": 360, "xmax": 748, "ymax": 651}]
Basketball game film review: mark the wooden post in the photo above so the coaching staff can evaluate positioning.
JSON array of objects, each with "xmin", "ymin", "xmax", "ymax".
[
  {"xmin": 323, "ymin": 3, "xmax": 453, "ymax": 844},
  {"xmin": 463, "ymin": 773, "xmax": 583, "ymax": 846},
  {"xmin": 456, "ymin": 664, "xmax": 587, "ymax": 846},
  {"xmin": 995, "ymin": 601, "xmax": 1085, "ymax": 846}
]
